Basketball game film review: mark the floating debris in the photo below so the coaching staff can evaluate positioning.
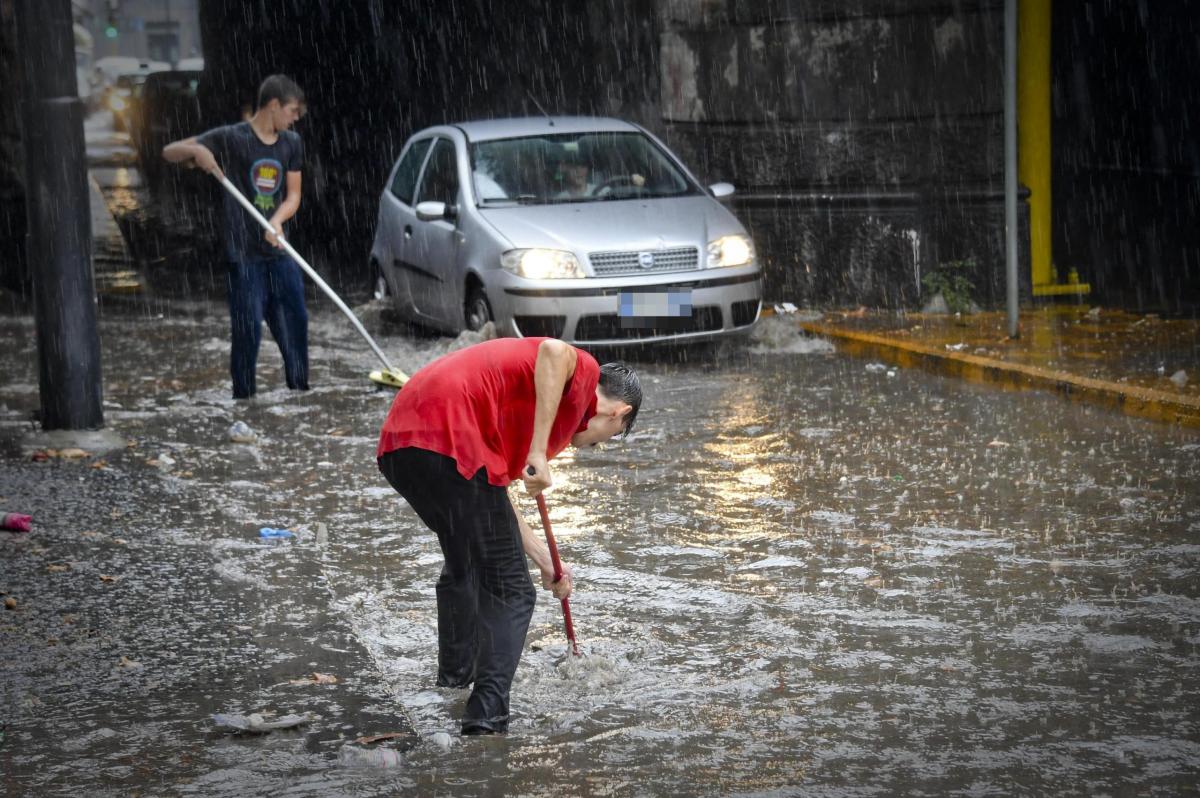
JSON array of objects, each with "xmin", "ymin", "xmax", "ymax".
[{"xmin": 212, "ymin": 712, "xmax": 316, "ymax": 734}]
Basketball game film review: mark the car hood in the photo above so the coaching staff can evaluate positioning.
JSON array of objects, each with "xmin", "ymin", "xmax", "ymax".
[{"xmin": 478, "ymin": 196, "xmax": 745, "ymax": 256}]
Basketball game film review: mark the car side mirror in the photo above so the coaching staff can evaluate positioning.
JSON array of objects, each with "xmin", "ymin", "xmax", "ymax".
[
  {"xmin": 416, "ymin": 200, "xmax": 456, "ymax": 222},
  {"xmin": 709, "ymin": 182, "xmax": 735, "ymax": 199}
]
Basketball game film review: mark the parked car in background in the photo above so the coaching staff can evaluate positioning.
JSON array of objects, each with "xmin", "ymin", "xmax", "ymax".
[
  {"xmin": 107, "ymin": 72, "xmax": 144, "ymax": 131},
  {"xmin": 94, "ymin": 59, "xmax": 168, "ymax": 129},
  {"xmin": 369, "ymin": 117, "xmax": 761, "ymax": 345},
  {"xmin": 92, "ymin": 55, "xmax": 143, "ymax": 93},
  {"xmin": 130, "ymin": 69, "xmax": 203, "ymax": 186}
]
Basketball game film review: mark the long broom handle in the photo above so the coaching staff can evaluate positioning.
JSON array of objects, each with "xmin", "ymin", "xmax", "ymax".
[
  {"xmin": 215, "ymin": 173, "xmax": 397, "ymax": 374},
  {"xmin": 535, "ymin": 492, "xmax": 580, "ymax": 655}
]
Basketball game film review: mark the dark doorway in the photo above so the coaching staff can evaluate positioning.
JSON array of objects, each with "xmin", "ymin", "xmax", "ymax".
[{"xmin": 1052, "ymin": 1, "xmax": 1200, "ymax": 314}]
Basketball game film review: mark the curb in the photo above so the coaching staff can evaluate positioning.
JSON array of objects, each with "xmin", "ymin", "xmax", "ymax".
[{"xmin": 798, "ymin": 320, "xmax": 1200, "ymax": 430}]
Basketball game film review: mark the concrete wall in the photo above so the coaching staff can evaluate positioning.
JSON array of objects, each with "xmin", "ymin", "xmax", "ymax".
[
  {"xmin": 655, "ymin": 0, "xmax": 1022, "ymax": 307},
  {"xmin": 1052, "ymin": 0, "xmax": 1200, "ymax": 314}
]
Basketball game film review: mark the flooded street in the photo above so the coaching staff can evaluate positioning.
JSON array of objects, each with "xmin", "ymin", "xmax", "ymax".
[{"xmin": 3, "ymin": 304, "xmax": 1198, "ymax": 795}]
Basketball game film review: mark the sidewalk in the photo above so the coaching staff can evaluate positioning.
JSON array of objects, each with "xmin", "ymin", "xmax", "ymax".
[
  {"xmin": 790, "ymin": 306, "xmax": 1200, "ymax": 429},
  {"xmin": 84, "ymin": 112, "xmax": 144, "ymax": 296}
]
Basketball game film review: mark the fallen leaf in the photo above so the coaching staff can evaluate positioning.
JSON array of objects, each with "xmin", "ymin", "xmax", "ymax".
[
  {"xmin": 326, "ymin": 428, "xmax": 350, "ymax": 437},
  {"xmin": 355, "ymin": 732, "xmax": 412, "ymax": 745},
  {"xmin": 864, "ymin": 576, "xmax": 885, "ymax": 588},
  {"xmin": 58, "ymin": 448, "xmax": 90, "ymax": 459},
  {"xmin": 289, "ymin": 672, "xmax": 338, "ymax": 685},
  {"xmin": 4, "ymin": 597, "xmax": 17, "ymax": 610},
  {"xmin": 117, "ymin": 655, "xmax": 141, "ymax": 668},
  {"xmin": 987, "ymin": 440, "xmax": 1010, "ymax": 448},
  {"xmin": 99, "ymin": 574, "xmax": 118, "ymax": 583},
  {"xmin": 46, "ymin": 564, "xmax": 71, "ymax": 573},
  {"xmin": 90, "ymin": 460, "xmax": 108, "ymax": 470},
  {"xmin": 113, "ymin": 538, "xmax": 128, "ymax": 545}
]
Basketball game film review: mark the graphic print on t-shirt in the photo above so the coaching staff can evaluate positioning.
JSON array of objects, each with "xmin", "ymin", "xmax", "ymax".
[{"xmin": 250, "ymin": 158, "xmax": 284, "ymax": 213}]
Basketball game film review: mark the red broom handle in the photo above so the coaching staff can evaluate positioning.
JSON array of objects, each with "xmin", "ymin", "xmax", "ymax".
[{"xmin": 535, "ymin": 492, "xmax": 580, "ymax": 655}]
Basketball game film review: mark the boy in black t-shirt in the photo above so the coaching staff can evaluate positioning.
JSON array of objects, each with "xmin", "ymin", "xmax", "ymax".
[{"xmin": 163, "ymin": 75, "xmax": 309, "ymax": 399}]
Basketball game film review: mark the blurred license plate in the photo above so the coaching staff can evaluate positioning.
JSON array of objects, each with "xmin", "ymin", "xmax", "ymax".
[{"xmin": 618, "ymin": 289, "xmax": 692, "ymax": 318}]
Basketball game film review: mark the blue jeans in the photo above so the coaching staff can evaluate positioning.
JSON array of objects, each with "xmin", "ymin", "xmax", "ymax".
[{"xmin": 227, "ymin": 254, "xmax": 309, "ymax": 399}]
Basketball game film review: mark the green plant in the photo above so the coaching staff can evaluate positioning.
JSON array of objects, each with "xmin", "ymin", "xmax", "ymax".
[{"xmin": 923, "ymin": 258, "xmax": 977, "ymax": 314}]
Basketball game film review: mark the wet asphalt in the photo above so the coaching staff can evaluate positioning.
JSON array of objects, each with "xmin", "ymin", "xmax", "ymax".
[{"xmin": 2, "ymin": 300, "xmax": 1198, "ymax": 796}]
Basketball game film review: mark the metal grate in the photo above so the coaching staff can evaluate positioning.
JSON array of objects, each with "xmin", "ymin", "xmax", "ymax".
[{"xmin": 588, "ymin": 246, "xmax": 699, "ymax": 276}]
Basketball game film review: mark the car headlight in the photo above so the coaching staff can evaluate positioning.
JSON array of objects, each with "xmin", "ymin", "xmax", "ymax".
[
  {"xmin": 500, "ymin": 249, "xmax": 584, "ymax": 279},
  {"xmin": 109, "ymin": 95, "xmax": 127, "ymax": 112},
  {"xmin": 706, "ymin": 235, "xmax": 755, "ymax": 268}
]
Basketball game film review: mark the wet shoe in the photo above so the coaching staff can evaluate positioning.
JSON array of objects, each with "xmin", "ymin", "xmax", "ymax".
[
  {"xmin": 436, "ymin": 667, "xmax": 475, "ymax": 689},
  {"xmin": 461, "ymin": 721, "xmax": 505, "ymax": 736}
]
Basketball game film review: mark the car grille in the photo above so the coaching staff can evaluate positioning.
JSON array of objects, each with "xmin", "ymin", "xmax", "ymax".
[
  {"xmin": 731, "ymin": 299, "xmax": 760, "ymax": 327},
  {"xmin": 574, "ymin": 307, "xmax": 723, "ymax": 341},
  {"xmin": 589, "ymin": 246, "xmax": 700, "ymax": 276},
  {"xmin": 514, "ymin": 315, "xmax": 566, "ymax": 338}
]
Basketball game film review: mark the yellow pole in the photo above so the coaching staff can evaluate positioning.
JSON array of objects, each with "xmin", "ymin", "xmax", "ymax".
[
  {"xmin": 1018, "ymin": 0, "xmax": 1053, "ymax": 288},
  {"xmin": 1019, "ymin": 0, "xmax": 1089, "ymax": 296}
]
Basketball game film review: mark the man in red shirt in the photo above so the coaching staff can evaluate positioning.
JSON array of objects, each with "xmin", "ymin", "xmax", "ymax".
[{"xmin": 377, "ymin": 337, "xmax": 642, "ymax": 735}]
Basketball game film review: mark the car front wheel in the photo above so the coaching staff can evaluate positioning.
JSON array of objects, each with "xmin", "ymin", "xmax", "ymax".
[
  {"xmin": 371, "ymin": 262, "xmax": 390, "ymax": 301},
  {"xmin": 464, "ymin": 285, "xmax": 493, "ymax": 332}
]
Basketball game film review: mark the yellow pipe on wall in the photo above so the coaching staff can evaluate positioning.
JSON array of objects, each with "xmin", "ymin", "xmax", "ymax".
[
  {"xmin": 1019, "ymin": 0, "xmax": 1089, "ymax": 296},
  {"xmin": 1018, "ymin": 0, "xmax": 1053, "ymax": 288}
]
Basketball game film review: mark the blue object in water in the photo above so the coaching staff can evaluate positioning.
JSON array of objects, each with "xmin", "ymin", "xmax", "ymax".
[{"xmin": 259, "ymin": 527, "xmax": 295, "ymax": 539}]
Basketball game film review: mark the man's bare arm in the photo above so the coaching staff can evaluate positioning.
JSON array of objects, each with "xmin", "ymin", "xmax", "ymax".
[
  {"xmin": 162, "ymin": 136, "xmax": 223, "ymax": 177},
  {"xmin": 521, "ymin": 339, "xmax": 577, "ymax": 496},
  {"xmin": 266, "ymin": 170, "xmax": 302, "ymax": 246},
  {"xmin": 510, "ymin": 493, "xmax": 572, "ymax": 599}
]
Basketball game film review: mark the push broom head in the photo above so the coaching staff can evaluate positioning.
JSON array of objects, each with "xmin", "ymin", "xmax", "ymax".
[{"xmin": 369, "ymin": 368, "xmax": 409, "ymax": 389}]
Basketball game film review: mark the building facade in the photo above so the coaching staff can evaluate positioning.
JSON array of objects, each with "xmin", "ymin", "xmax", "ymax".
[{"xmin": 85, "ymin": 0, "xmax": 202, "ymax": 66}]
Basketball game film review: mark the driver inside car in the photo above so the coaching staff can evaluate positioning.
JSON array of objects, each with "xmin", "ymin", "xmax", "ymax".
[{"xmin": 553, "ymin": 149, "xmax": 595, "ymax": 199}]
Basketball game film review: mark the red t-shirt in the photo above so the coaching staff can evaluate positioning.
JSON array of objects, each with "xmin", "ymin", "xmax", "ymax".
[{"xmin": 377, "ymin": 337, "xmax": 600, "ymax": 486}]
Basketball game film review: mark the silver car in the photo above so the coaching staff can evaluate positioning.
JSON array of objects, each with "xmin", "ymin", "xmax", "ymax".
[{"xmin": 369, "ymin": 116, "xmax": 761, "ymax": 344}]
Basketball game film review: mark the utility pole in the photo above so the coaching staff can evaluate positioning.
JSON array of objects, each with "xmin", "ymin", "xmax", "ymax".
[
  {"xmin": 1004, "ymin": 0, "xmax": 1021, "ymax": 339},
  {"xmin": 14, "ymin": 0, "xmax": 105, "ymax": 430}
]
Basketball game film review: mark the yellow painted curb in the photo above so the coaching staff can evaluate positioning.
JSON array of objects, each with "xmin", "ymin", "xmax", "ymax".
[{"xmin": 798, "ymin": 320, "xmax": 1200, "ymax": 430}]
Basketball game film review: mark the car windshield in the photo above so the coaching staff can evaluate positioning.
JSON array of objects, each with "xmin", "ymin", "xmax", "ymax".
[{"xmin": 470, "ymin": 131, "xmax": 697, "ymax": 206}]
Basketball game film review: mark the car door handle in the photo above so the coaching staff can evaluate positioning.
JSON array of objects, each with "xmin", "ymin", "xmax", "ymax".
[{"xmin": 403, "ymin": 225, "xmax": 413, "ymax": 239}]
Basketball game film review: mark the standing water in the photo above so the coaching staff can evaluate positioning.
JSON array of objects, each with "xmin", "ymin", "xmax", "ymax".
[{"xmin": 1, "ymin": 306, "xmax": 1198, "ymax": 795}]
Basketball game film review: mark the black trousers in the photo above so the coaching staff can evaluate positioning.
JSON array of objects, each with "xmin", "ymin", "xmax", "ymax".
[{"xmin": 378, "ymin": 447, "xmax": 536, "ymax": 733}]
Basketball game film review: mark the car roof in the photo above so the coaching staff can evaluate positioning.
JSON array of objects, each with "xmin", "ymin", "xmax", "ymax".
[{"xmin": 451, "ymin": 116, "xmax": 640, "ymax": 143}]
